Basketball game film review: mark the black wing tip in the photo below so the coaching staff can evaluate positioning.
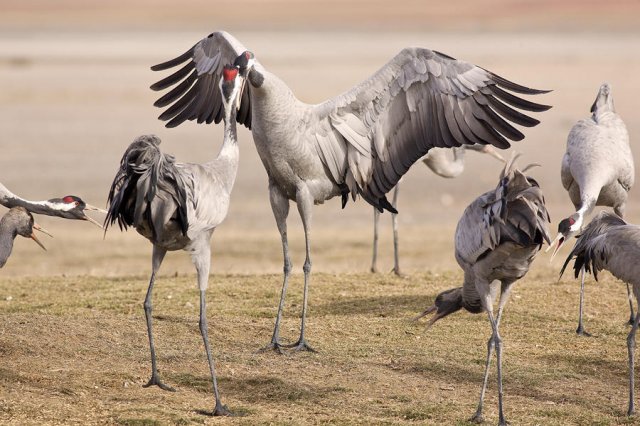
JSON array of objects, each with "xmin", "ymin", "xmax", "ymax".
[{"xmin": 379, "ymin": 197, "xmax": 398, "ymax": 214}]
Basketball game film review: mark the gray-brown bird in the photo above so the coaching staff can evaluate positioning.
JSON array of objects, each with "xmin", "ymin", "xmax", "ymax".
[
  {"xmin": 415, "ymin": 156, "xmax": 550, "ymax": 425},
  {"xmin": 151, "ymin": 31, "xmax": 550, "ymax": 353},
  {"xmin": 0, "ymin": 207, "xmax": 51, "ymax": 268},
  {"xmin": 547, "ymin": 83, "xmax": 635, "ymax": 335},
  {"xmin": 104, "ymin": 65, "xmax": 242, "ymax": 416},
  {"xmin": 0, "ymin": 183, "xmax": 104, "ymax": 227},
  {"xmin": 560, "ymin": 211, "xmax": 640, "ymax": 416}
]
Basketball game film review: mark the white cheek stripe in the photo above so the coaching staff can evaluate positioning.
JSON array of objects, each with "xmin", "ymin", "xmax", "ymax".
[{"xmin": 45, "ymin": 201, "xmax": 75, "ymax": 212}]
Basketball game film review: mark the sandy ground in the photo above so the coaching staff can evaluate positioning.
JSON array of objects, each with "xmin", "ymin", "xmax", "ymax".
[{"xmin": 1, "ymin": 1, "xmax": 640, "ymax": 424}]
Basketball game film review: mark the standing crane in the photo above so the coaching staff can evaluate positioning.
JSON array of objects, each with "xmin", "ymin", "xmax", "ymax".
[
  {"xmin": 0, "ymin": 207, "xmax": 51, "ymax": 268},
  {"xmin": 547, "ymin": 83, "xmax": 635, "ymax": 336},
  {"xmin": 0, "ymin": 182, "xmax": 104, "ymax": 227},
  {"xmin": 104, "ymin": 65, "xmax": 242, "ymax": 416},
  {"xmin": 560, "ymin": 211, "xmax": 640, "ymax": 416},
  {"xmin": 415, "ymin": 156, "xmax": 551, "ymax": 425},
  {"xmin": 370, "ymin": 144, "xmax": 504, "ymax": 276},
  {"xmin": 150, "ymin": 31, "xmax": 550, "ymax": 352}
]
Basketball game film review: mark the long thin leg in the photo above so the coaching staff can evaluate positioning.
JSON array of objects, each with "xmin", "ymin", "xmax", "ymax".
[
  {"xmin": 471, "ymin": 283, "xmax": 494, "ymax": 424},
  {"xmin": 143, "ymin": 246, "xmax": 175, "ymax": 391},
  {"xmin": 493, "ymin": 310, "xmax": 507, "ymax": 426},
  {"xmin": 627, "ymin": 292, "xmax": 640, "ymax": 416},
  {"xmin": 289, "ymin": 185, "xmax": 316, "ymax": 352},
  {"xmin": 371, "ymin": 208, "xmax": 380, "ymax": 273},
  {"xmin": 576, "ymin": 266, "xmax": 592, "ymax": 336},
  {"xmin": 471, "ymin": 281, "xmax": 513, "ymax": 424},
  {"xmin": 262, "ymin": 182, "xmax": 291, "ymax": 353},
  {"xmin": 191, "ymin": 237, "xmax": 230, "ymax": 416},
  {"xmin": 391, "ymin": 184, "xmax": 403, "ymax": 277},
  {"xmin": 626, "ymin": 283, "xmax": 636, "ymax": 326}
]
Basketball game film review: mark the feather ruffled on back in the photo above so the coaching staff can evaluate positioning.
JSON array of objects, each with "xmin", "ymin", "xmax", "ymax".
[{"xmin": 105, "ymin": 135, "xmax": 190, "ymax": 240}]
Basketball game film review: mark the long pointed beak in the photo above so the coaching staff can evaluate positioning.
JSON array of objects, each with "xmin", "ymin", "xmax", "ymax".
[
  {"xmin": 84, "ymin": 203, "xmax": 108, "ymax": 214},
  {"xmin": 83, "ymin": 214, "xmax": 104, "ymax": 229},
  {"xmin": 546, "ymin": 233, "xmax": 566, "ymax": 262},
  {"xmin": 236, "ymin": 76, "xmax": 246, "ymax": 111},
  {"xmin": 29, "ymin": 232, "xmax": 47, "ymax": 251},
  {"xmin": 32, "ymin": 222, "xmax": 53, "ymax": 238}
]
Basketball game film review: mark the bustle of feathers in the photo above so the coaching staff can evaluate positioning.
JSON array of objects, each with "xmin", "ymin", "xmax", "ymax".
[
  {"xmin": 104, "ymin": 135, "xmax": 190, "ymax": 240},
  {"xmin": 559, "ymin": 211, "xmax": 627, "ymax": 281},
  {"xmin": 480, "ymin": 156, "xmax": 551, "ymax": 253},
  {"xmin": 423, "ymin": 156, "xmax": 551, "ymax": 324}
]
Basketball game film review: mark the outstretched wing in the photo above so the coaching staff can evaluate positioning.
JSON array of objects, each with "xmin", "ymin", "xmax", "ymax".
[
  {"xmin": 150, "ymin": 31, "xmax": 252, "ymax": 128},
  {"xmin": 308, "ymin": 47, "xmax": 550, "ymax": 210}
]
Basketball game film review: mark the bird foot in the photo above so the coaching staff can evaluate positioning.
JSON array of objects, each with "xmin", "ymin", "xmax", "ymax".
[
  {"xmin": 285, "ymin": 339, "xmax": 317, "ymax": 353},
  {"xmin": 213, "ymin": 400, "xmax": 233, "ymax": 416},
  {"xmin": 469, "ymin": 412, "xmax": 484, "ymax": 423},
  {"xmin": 143, "ymin": 374, "xmax": 176, "ymax": 392},
  {"xmin": 575, "ymin": 326, "xmax": 593, "ymax": 337},
  {"xmin": 257, "ymin": 340, "xmax": 286, "ymax": 355},
  {"xmin": 392, "ymin": 268, "xmax": 407, "ymax": 278}
]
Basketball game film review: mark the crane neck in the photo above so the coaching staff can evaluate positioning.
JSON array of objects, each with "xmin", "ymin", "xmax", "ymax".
[
  {"xmin": 0, "ymin": 183, "xmax": 60, "ymax": 217},
  {"xmin": 0, "ymin": 217, "xmax": 18, "ymax": 268}
]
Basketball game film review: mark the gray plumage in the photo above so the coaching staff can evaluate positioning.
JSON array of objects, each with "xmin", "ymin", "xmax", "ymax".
[
  {"xmin": 548, "ymin": 83, "xmax": 635, "ymax": 335},
  {"xmin": 0, "ymin": 183, "xmax": 104, "ymax": 227},
  {"xmin": 104, "ymin": 67, "xmax": 242, "ymax": 416},
  {"xmin": 151, "ymin": 31, "xmax": 550, "ymax": 352},
  {"xmin": 560, "ymin": 211, "xmax": 640, "ymax": 416},
  {"xmin": 370, "ymin": 145, "xmax": 504, "ymax": 275},
  {"xmin": 0, "ymin": 207, "xmax": 47, "ymax": 268},
  {"xmin": 415, "ymin": 157, "xmax": 551, "ymax": 425}
]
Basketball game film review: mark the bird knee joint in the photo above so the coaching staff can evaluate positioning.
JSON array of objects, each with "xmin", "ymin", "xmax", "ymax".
[{"xmin": 303, "ymin": 259, "xmax": 312, "ymax": 274}]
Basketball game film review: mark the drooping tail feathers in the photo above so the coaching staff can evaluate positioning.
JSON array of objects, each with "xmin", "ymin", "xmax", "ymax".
[
  {"xmin": 482, "ymin": 153, "xmax": 551, "ymax": 249},
  {"xmin": 105, "ymin": 135, "xmax": 190, "ymax": 239},
  {"xmin": 559, "ymin": 211, "xmax": 626, "ymax": 281}
]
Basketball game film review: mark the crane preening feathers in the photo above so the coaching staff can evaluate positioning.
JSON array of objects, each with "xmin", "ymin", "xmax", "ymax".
[{"xmin": 150, "ymin": 31, "xmax": 551, "ymax": 352}]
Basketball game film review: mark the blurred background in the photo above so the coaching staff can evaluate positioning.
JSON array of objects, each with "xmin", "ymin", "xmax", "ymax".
[{"xmin": 1, "ymin": 0, "xmax": 639, "ymax": 277}]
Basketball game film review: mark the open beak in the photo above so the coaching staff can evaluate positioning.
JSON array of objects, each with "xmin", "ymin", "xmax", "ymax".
[
  {"xmin": 84, "ymin": 203, "xmax": 108, "ymax": 214},
  {"xmin": 546, "ymin": 232, "xmax": 566, "ymax": 262},
  {"xmin": 82, "ymin": 203, "xmax": 107, "ymax": 228},
  {"xmin": 412, "ymin": 305, "xmax": 444, "ymax": 329},
  {"xmin": 83, "ymin": 214, "xmax": 104, "ymax": 229},
  {"xmin": 29, "ymin": 226, "xmax": 48, "ymax": 251},
  {"xmin": 33, "ymin": 222, "xmax": 53, "ymax": 238}
]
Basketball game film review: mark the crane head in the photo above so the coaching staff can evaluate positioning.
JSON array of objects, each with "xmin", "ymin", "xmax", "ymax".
[
  {"xmin": 547, "ymin": 212, "xmax": 581, "ymax": 261},
  {"xmin": 47, "ymin": 195, "xmax": 106, "ymax": 228},
  {"xmin": 233, "ymin": 51, "xmax": 255, "ymax": 77},
  {"xmin": 220, "ymin": 64, "xmax": 242, "ymax": 117},
  {"xmin": 590, "ymin": 82, "xmax": 615, "ymax": 115},
  {"xmin": 7, "ymin": 207, "xmax": 51, "ymax": 251}
]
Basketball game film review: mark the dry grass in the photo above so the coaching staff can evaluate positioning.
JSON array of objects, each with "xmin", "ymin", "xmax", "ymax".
[{"xmin": 1, "ymin": 265, "xmax": 639, "ymax": 425}]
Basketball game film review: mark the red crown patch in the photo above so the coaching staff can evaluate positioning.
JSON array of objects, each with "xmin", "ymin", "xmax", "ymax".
[{"xmin": 222, "ymin": 67, "xmax": 238, "ymax": 81}]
